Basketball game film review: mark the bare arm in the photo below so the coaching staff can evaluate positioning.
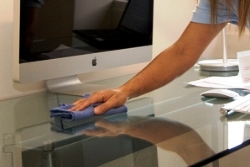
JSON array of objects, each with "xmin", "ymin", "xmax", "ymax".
[
  {"xmin": 120, "ymin": 22, "xmax": 227, "ymax": 99},
  {"xmin": 71, "ymin": 22, "xmax": 227, "ymax": 114}
]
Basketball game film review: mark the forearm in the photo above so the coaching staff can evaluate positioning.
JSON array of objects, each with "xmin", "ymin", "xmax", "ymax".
[
  {"xmin": 119, "ymin": 44, "xmax": 199, "ymax": 99},
  {"xmin": 119, "ymin": 22, "xmax": 226, "ymax": 99}
]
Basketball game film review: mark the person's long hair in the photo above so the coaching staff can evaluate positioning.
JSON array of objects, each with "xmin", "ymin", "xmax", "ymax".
[{"xmin": 210, "ymin": 0, "xmax": 250, "ymax": 35}]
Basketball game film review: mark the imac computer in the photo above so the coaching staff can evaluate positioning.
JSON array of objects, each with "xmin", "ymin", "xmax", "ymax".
[{"xmin": 13, "ymin": 0, "xmax": 153, "ymax": 96}]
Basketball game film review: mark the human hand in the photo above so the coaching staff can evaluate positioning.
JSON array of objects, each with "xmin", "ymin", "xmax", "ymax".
[{"xmin": 70, "ymin": 89, "xmax": 128, "ymax": 115}]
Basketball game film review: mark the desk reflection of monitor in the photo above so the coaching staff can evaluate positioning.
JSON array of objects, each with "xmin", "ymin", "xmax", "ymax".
[{"xmin": 13, "ymin": 0, "xmax": 153, "ymax": 96}]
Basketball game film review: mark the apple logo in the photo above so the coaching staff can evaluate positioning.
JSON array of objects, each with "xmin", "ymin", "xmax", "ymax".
[{"xmin": 92, "ymin": 57, "xmax": 97, "ymax": 66}]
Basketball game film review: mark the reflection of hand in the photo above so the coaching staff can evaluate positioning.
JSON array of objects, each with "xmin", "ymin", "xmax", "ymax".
[
  {"xmin": 71, "ymin": 89, "xmax": 128, "ymax": 114},
  {"xmin": 84, "ymin": 119, "xmax": 131, "ymax": 137},
  {"xmin": 84, "ymin": 116, "xmax": 214, "ymax": 166},
  {"xmin": 83, "ymin": 116, "xmax": 211, "ymax": 151},
  {"xmin": 84, "ymin": 116, "xmax": 194, "ymax": 144}
]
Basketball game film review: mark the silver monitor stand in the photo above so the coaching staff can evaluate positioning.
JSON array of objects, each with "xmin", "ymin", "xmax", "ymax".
[{"xmin": 198, "ymin": 27, "xmax": 238, "ymax": 72}]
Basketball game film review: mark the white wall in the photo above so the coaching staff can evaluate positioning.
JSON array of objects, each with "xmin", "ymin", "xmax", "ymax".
[
  {"xmin": 153, "ymin": 0, "xmax": 197, "ymax": 57},
  {"xmin": 152, "ymin": 0, "xmax": 250, "ymax": 59},
  {"xmin": 1, "ymin": 0, "xmax": 250, "ymax": 100}
]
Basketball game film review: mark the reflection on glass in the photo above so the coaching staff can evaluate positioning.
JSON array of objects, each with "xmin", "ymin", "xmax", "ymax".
[
  {"xmin": 82, "ymin": 116, "xmax": 214, "ymax": 166},
  {"xmin": 19, "ymin": 0, "xmax": 153, "ymax": 63},
  {"xmin": 228, "ymin": 121, "xmax": 249, "ymax": 149}
]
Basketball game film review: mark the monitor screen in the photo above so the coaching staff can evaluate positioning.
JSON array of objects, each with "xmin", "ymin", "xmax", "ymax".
[{"xmin": 13, "ymin": 0, "xmax": 153, "ymax": 95}]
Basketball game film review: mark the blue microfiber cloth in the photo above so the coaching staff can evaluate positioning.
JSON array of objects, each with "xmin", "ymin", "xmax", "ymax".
[
  {"xmin": 50, "ymin": 101, "xmax": 127, "ymax": 122},
  {"xmin": 51, "ymin": 113, "xmax": 128, "ymax": 134}
]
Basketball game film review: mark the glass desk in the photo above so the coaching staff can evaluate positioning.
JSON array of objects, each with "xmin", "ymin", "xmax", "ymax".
[{"xmin": 1, "ymin": 66, "xmax": 249, "ymax": 167}]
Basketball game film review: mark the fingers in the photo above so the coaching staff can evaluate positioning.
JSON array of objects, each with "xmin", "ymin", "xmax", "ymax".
[
  {"xmin": 70, "ymin": 91, "xmax": 108, "ymax": 111},
  {"xmin": 93, "ymin": 97, "xmax": 123, "ymax": 114},
  {"xmin": 70, "ymin": 98, "xmax": 91, "ymax": 111},
  {"xmin": 94, "ymin": 91, "xmax": 128, "ymax": 114},
  {"xmin": 70, "ymin": 89, "xmax": 128, "ymax": 114}
]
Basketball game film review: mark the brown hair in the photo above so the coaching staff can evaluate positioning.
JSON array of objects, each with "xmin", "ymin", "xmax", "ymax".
[{"xmin": 209, "ymin": 0, "xmax": 250, "ymax": 36}]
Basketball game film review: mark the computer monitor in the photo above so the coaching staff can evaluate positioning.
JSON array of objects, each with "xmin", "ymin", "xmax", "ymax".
[{"xmin": 13, "ymin": 0, "xmax": 153, "ymax": 95}]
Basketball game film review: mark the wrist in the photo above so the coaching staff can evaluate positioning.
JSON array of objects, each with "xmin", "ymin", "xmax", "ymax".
[{"xmin": 118, "ymin": 85, "xmax": 136, "ymax": 101}]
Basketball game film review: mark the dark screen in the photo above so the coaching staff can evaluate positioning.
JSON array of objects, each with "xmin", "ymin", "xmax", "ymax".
[
  {"xmin": 119, "ymin": 0, "xmax": 153, "ymax": 37},
  {"xmin": 19, "ymin": 0, "xmax": 153, "ymax": 63}
]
